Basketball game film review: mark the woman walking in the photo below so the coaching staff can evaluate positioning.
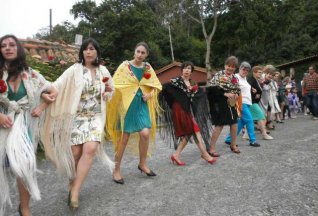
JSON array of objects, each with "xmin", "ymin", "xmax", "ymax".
[
  {"xmin": 160, "ymin": 61, "xmax": 217, "ymax": 165},
  {"xmin": 0, "ymin": 34, "xmax": 56, "ymax": 216},
  {"xmin": 41, "ymin": 38, "xmax": 115, "ymax": 211},
  {"xmin": 206, "ymin": 56, "xmax": 241, "ymax": 155},
  {"xmin": 106, "ymin": 42, "xmax": 162, "ymax": 184}
]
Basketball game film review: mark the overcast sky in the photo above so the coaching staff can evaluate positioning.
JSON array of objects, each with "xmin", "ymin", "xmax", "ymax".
[{"xmin": 0, "ymin": 0, "xmax": 101, "ymax": 39}]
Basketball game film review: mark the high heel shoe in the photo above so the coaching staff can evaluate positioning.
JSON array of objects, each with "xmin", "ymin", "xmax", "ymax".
[
  {"xmin": 201, "ymin": 155, "xmax": 217, "ymax": 164},
  {"xmin": 68, "ymin": 191, "xmax": 79, "ymax": 211},
  {"xmin": 230, "ymin": 146, "xmax": 240, "ymax": 154},
  {"xmin": 208, "ymin": 151, "xmax": 220, "ymax": 157},
  {"xmin": 170, "ymin": 155, "xmax": 186, "ymax": 166},
  {"xmin": 113, "ymin": 177, "xmax": 124, "ymax": 184},
  {"xmin": 138, "ymin": 165, "xmax": 156, "ymax": 176}
]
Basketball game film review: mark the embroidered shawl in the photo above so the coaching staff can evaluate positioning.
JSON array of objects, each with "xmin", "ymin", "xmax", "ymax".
[{"xmin": 159, "ymin": 76, "xmax": 212, "ymax": 149}]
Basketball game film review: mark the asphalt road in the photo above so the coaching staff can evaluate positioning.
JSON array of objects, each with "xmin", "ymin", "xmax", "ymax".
[{"xmin": 7, "ymin": 114, "xmax": 318, "ymax": 216}]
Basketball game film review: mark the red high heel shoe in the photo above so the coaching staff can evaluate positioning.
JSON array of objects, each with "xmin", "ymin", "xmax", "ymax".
[
  {"xmin": 170, "ymin": 155, "xmax": 186, "ymax": 166},
  {"xmin": 201, "ymin": 155, "xmax": 217, "ymax": 165}
]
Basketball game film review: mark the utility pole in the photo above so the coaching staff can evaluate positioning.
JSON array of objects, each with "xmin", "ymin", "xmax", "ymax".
[
  {"xmin": 49, "ymin": 9, "xmax": 52, "ymax": 37},
  {"xmin": 168, "ymin": 24, "xmax": 174, "ymax": 62}
]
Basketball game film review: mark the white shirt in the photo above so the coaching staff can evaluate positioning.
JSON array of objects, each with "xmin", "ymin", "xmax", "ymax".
[{"xmin": 235, "ymin": 73, "xmax": 252, "ymax": 105}]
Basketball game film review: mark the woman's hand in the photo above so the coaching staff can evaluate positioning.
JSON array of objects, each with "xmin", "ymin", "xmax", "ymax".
[
  {"xmin": 41, "ymin": 92, "xmax": 56, "ymax": 103},
  {"xmin": 142, "ymin": 92, "xmax": 152, "ymax": 102},
  {"xmin": 104, "ymin": 83, "xmax": 113, "ymax": 92},
  {"xmin": 0, "ymin": 113, "xmax": 13, "ymax": 128},
  {"xmin": 31, "ymin": 103, "xmax": 48, "ymax": 117},
  {"xmin": 251, "ymin": 87, "xmax": 257, "ymax": 94}
]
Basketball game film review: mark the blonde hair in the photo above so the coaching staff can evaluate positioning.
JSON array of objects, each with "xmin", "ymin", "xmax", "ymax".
[{"xmin": 263, "ymin": 65, "xmax": 276, "ymax": 75}]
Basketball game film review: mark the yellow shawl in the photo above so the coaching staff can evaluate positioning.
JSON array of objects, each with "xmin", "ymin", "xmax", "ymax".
[{"xmin": 106, "ymin": 61, "xmax": 162, "ymax": 155}]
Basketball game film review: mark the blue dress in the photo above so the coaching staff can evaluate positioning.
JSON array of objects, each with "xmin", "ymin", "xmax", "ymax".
[{"xmin": 123, "ymin": 64, "xmax": 151, "ymax": 133}]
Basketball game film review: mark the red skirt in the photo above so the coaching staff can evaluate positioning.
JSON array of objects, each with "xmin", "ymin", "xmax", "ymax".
[{"xmin": 171, "ymin": 102, "xmax": 200, "ymax": 138}]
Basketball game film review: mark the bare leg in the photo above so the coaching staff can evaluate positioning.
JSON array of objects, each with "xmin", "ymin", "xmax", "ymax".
[
  {"xmin": 193, "ymin": 132, "xmax": 213, "ymax": 160},
  {"xmin": 230, "ymin": 123, "xmax": 239, "ymax": 151},
  {"xmin": 138, "ymin": 128, "xmax": 152, "ymax": 173},
  {"xmin": 113, "ymin": 133, "xmax": 130, "ymax": 180},
  {"xmin": 70, "ymin": 141, "xmax": 99, "ymax": 203},
  {"xmin": 17, "ymin": 178, "xmax": 31, "ymax": 216},
  {"xmin": 69, "ymin": 145, "xmax": 83, "ymax": 189},
  {"xmin": 258, "ymin": 120, "xmax": 268, "ymax": 135},
  {"xmin": 172, "ymin": 136, "xmax": 189, "ymax": 163},
  {"xmin": 208, "ymin": 125, "xmax": 224, "ymax": 154},
  {"xmin": 280, "ymin": 102, "xmax": 285, "ymax": 119}
]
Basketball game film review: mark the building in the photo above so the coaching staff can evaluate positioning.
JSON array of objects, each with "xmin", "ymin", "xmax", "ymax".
[
  {"xmin": 19, "ymin": 38, "xmax": 79, "ymax": 63},
  {"xmin": 156, "ymin": 61, "xmax": 207, "ymax": 85}
]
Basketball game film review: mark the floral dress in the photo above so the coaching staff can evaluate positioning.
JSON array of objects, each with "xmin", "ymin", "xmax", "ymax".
[{"xmin": 71, "ymin": 68, "xmax": 103, "ymax": 145}]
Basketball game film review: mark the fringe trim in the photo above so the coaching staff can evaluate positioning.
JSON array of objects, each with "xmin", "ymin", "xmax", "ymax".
[{"xmin": 6, "ymin": 111, "xmax": 41, "ymax": 200}]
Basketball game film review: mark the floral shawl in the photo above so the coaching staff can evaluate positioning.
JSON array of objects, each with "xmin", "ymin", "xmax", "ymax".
[
  {"xmin": 159, "ymin": 76, "xmax": 211, "ymax": 149},
  {"xmin": 207, "ymin": 70, "xmax": 241, "ymax": 95}
]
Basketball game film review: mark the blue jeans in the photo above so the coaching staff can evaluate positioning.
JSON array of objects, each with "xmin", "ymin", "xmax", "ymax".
[
  {"xmin": 225, "ymin": 104, "xmax": 256, "ymax": 143},
  {"xmin": 306, "ymin": 92, "xmax": 318, "ymax": 117}
]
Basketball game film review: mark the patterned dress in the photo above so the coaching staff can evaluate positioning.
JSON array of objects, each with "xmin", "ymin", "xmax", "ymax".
[{"xmin": 71, "ymin": 68, "xmax": 103, "ymax": 145}]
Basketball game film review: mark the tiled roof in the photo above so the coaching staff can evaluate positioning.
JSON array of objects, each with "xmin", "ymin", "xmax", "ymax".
[
  {"xmin": 276, "ymin": 54, "xmax": 318, "ymax": 69},
  {"xmin": 19, "ymin": 38, "xmax": 79, "ymax": 63},
  {"xmin": 156, "ymin": 61, "xmax": 207, "ymax": 74}
]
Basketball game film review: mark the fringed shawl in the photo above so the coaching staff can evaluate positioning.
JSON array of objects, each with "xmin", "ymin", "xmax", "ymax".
[
  {"xmin": 41, "ymin": 63, "xmax": 115, "ymax": 179},
  {"xmin": 159, "ymin": 76, "xmax": 212, "ymax": 149},
  {"xmin": 106, "ymin": 61, "xmax": 162, "ymax": 156},
  {"xmin": 0, "ymin": 69, "xmax": 51, "ymax": 215}
]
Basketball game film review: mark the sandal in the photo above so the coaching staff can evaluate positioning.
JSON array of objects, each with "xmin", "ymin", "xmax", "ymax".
[
  {"xmin": 208, "ymin": 152, "xmax": 220, "ymax": 157},
  {"xmin": 230, "ymin": 146, "xmax": 240, "ymax": 154}
]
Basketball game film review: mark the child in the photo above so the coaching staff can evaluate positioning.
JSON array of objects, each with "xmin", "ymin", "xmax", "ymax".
[
  {"xmin": 288, "ymin": 87, "xmax": 299, "ymax": 118},
  {"xmin": 283, "ymin": 85, "xmax": 291, "ymax": 119}
]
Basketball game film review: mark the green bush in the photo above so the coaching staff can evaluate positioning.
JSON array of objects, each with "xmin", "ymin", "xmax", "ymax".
[{"xmin": 27, "ymin": 56, "xmax": 73, "ymax": 82}]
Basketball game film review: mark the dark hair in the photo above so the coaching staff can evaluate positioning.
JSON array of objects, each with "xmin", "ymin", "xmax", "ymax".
[
  {"xmin": 0, "ymin": 34, "xmax": 28, "ymax": 80},
  {"xmin": 181, "ymin": 61, "xmax": 194, "ymax": 73},
  {"xmin": 135, "ymin": 42, "xmax": 149, "ymax": 55},
  {"xmin": 309, "ymin": 64, "xmax": 316, "ymax": 71},
  {"xmin": 78, "ymin": 38, "xmax": 101, "ymax": 66}
]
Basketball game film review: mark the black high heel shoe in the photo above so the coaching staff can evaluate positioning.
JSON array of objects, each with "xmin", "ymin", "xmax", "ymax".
[
  {"xmin": 113, "ymin": 177, "xmax": 124, "ymax": 184},
  {"xmin": 138, "ymin": 165, "xmax": 156, "ymax": 177}
]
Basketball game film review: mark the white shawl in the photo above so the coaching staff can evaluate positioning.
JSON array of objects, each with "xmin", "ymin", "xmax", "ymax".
[
  {"xmin": 41, "ymin": 63, "xmax": 115, "ymax": 179},
  {"xmin": 0, "ymin": 69, "xmax": 51, "ymax": 215}
]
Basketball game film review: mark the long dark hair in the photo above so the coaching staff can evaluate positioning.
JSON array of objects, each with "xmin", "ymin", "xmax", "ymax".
[
  {"xmin": 0, "ymin": 34, "xmax": 28, "ymax": 80},
  {"xmin": 78, "ymin": 38, "xmax": 101, "ymax": 67}
]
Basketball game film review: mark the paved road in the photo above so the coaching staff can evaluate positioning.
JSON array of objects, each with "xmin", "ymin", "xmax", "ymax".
[{"xmin": 7, "ymin": 114, "xmax": 318, "ymax": 216}]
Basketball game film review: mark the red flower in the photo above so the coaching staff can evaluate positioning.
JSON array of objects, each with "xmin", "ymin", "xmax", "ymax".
[
  {"xmin": 231, "ymin": 77, "xmax": 238, "ymax": 84},
  {"xmin": 102, "ymin": 77, "xmax": 109, "ymax": 83},
  {"xmin": 143, "ymin": 72, "xmax": 151, "ymax": 79},
  {"xmin": 0, "ymin": 80, "xmax": 7, "ymax": 93},
  {"xmin": 191, "ymin": 85, "xmax": 199, "ymax": 92},
  {"xmin": 48, "ymin": 55, "xmax": 54, "ymax": 61}
]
